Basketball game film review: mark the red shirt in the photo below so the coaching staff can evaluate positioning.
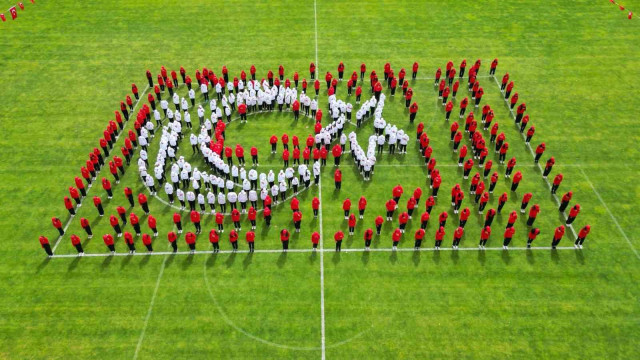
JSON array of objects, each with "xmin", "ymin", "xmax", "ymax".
[
  {"xmin": 348, "ymin": 215, "xmax": 356, "ymax": 227},
  {"xmin": 185, "ymin": 232, "xmax": 196, "ymax": 245},
  {"xmin": 231, "ymin": 209, "xmax": 241, "ymax": 222},
  {"xmin": 109, "ymin": 215, "xmax": 119, "ymax": 227},
  {"xmin": 385, "ymin": 199, "xmax": 397, "ymax": 212},
  {"xmin": 280, "ymin": 230, "xmax": 290, "ymax": 242},
  {"xmin": 51, "ymin": 217, "xmax": 62, "ymax": 229},
  {"xmin": 508, "ymin": 211, "xmax": 518, "ymax": 224},
  {"xmin": 103, "ymin": 234, "xmax": 114, "ymax": 246},
  {"xmin": 71, "ymin": 235, "xmax": 81, "ymax": 246},
  {"xmin": 148, "ymin": 215, "xmax": 156, "ymax": 229},
  {"xmin": 358, "ymin": 197, "xmax": 367, "ymax": 210},
  {"xmin": 435, "ymin": 227, "xmax": 445, "ymax": 241},
  {"xmin": 39, "ymin": 236, "xmax": 49, "ymax": 247},
  {"xmin": 130, "ymin": 213, "xmax": 139, "ymax": 225},
  {"xmin": 190, "ymin": 211, "xmax": 201, "ymax": 223},
  {"xmin": 334, "ymin": 170, "xmax": 342, "ymax": 182},
  {"xmin": 375, "ymin": 216, "xmax": 384, "ymax": 226},
  {"xmin": 342, "ymin": 199, "xmax": 351, "ymax": 211},
  {"xmin": 504, "ymin": 227, "xmax": 515, "ymax": 239},
  {"xmin": 173, "ymin": 213, "xmax": 181, "ymax": 224},
  {"xmin": 529, "ymin": 205, "xmax": 540, "ymax": 218},
  {"xmin": 311, "ymin": 232, "xmax": 320, "ymax": 245}
]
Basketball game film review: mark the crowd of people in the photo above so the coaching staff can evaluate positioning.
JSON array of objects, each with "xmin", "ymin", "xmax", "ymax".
[{"xmin": 39, "ymin": 61, "xmax": 590, "ymax": 257}]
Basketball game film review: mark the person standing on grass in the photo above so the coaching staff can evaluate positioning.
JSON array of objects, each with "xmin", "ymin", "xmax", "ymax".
[
  {"xmin": 51, "ymin": 217, "xmax": 64, "ymax": 236},
  {"xmin": 130, "ymin": 212, "xmax": 141, "ymax": 236},
  {"xmin": 552, "ymin": 225, "xmax": 565, "ymax": 249},
  {"xmin": 70, "ymin": 234, "xmax": 84, "ymax": 256},
  {"xmin": 103, "ymin": 234, "xmax": 116, "ymax": 254},
  {"xmin": 497, "ymin": 192, "xmax": 508, "ymax": 214},
  {"xmin": 281, "ymin": 229, "xmax": 290, "ymax": 252},
  {"xmin": 566, "ymin": 204, "xmax": 581, "ymax": 226},
  {"xmin": 246, "ymin": 231, "xmax": 255, "ymax": 253},
  {"xmin": 38, "ymin": 235, "xmax": 53, "ymax": 257},
  {"xmin": 109, "ymin": 215, "xmax": 122, "ymax": 237},
  {"xmin": 434, "ymin": 226, "xmax": 445, "ymax": 250},
  {"xmin": 527, "ymin": 204, "xmax": 540, "ymax": 226},
  {"xmin": 311, "ymin": 231, "xmax": 320, "ymax": 251},
  {"xmin": 527, "ymin": 227, "xmax": 540, "ymax": 248},
  {"xmin": 124, "ymin": 232, "xmax": 136, "ymax": 254},
  {"xmin": 503, "ymin": 227, "xmax": 515, "ymax": 250},
  {"xmin": 209, "ymin": 230, "xmax": 219, "ymax": 253},
  {"xmin": 551, "ymin": 174, "xmax": 564, "ymax": 195},
  {"xmin": 185, "ymin": 231, "xmax": 196, "ymax": 253},
  {"xmin": 485, "ymin": 208, "xmax": 497, "ymax": 228},
  {"xmin": 452, "ymin": 226, "xmax": 464, "ymax": 249},
  {"xmin": 229, "ymin": 230, "xmax": 239, "ymax": 252},
  {"xmin": 411, "ymin": 228, "xmax": 425, "ymax": 250},
  {"xmin": 191, "ymin": 210, "xmax": 201, "ymax": 234},
  {"xmin": 391, "ymin": 228, "xmax": 402, "ymax": 250},
  {"xmin": 335, "ymin": 230, "xmax": 345, "ymax": 252},
  {"xmin": 559, "ymin": 191, "xmax": 573, "ymax": 212},
  {"xmin": 575, "ymin": 225, "xmax": 590, "ymax": 249},
  {"xmin": 478, "ymin": 226, "xmax": 491, "ymax": 249},
  {"xmin": 375, "ymin": 215, "xmax": 384, "ymax": 235}
]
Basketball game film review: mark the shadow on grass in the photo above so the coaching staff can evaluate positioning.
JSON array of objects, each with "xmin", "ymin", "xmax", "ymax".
[
  {"xmin": 101, "ymin": 255, "xmax": 113, "ymax": 269},
  {"xmin": 243, "ymin": 252, "xmax": 253, "ymax": 269},
  {"xmin": 526, "ymin": 248, "xmax": 535, "ymax": 265},
  {"xmin": 332, "ymin": 251, "xmax": 341, "ymax": 265},
  {"xmin": 477, "ymin": 249, "xmax": 486, "ymax": 266},
  {"xmin": 501, "ymin": 249, "xmax": 511, "ymax": 265},
  {"xmin": 225, "ymin": 252, "xmax": 237, "ymax": 268},
  {"xmin": 277, "ymin": 252, "xmax": 287, "ymax": 268},
  {"xmin": 206, "ymin": 253, "xmax": 218, "ymax": 268},
  {"xmin": 308, "ymin": 250, "xmax": 318, "ymax": 264},
  {"xmin": 412, "ymin": 250, "xmax": 421, "ymax": 266},
  {"xmin": 36, "ymin": 257, "xmax": 50, "ymax": 274},
  {"xmin": 361, "ymin": 250, "xmax": 370, "ymax": 266},
  {"xmin": 165, "ymin": 252, "xmax": 176, "ymax": 268}
]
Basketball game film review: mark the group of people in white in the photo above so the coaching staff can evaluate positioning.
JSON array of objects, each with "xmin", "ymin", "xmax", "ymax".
[{"xmin": 136, "ymin": 72, "xmax": 410, "ymax": 214}]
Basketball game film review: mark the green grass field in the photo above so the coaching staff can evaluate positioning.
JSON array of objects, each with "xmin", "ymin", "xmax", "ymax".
[{"xmin": 1, "ymin": 0, "xmax": 639, "ymax": 358}]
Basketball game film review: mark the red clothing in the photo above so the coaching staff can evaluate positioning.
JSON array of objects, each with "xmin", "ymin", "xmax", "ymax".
[
  {"xmin": 554, "ymin": 226, "xmax": 565, "ymax": 240},
  {"xmin": 51, "ymin": 217, "xmax": 62, "ymax": 229},
  {"xmin": 392, "ymin": 229, "xmax": 402, "ymax": 241},
  {"xmin": 280, "ymin": 230, "xmax": 290, "ymax": 242},
  {"xmin": 71, "ymin": 235, "xmax": 81, "ymax": 246},
  {"xmin": 312, "ymin": 197, "xmax": 320, "ymax": 210},
  {"xmin": 334, "ymin": 169, "xmax": 342, "ymax": 182},
  {"xmin": 190, "ymin": 211, "xmax": 201, "ymax": 223},
  {"xmin": 173, "ymin": 213, "xmax": 181, "ymax": 224},
  {"xmin": 504, "ymin": 227, "xmax": 515, "ymax": 239},
  {"xmin": 358, "ymin": 197, "xmax": 367, "ymax": 210},
  {"xmin": 103, "ymin": 234, "xmax": 114, "ymax": 246},
  {"xmin": 348, "ymin": 215, "xmax": 356, "ymax": 227},
  {"xmin": 375, "ymin": 216, "xmax": 384, "ymax": 226},
  {"xmin": 185, "ymin": 232, "xmax": 196, "ymax": 245},
  {"xmin": 342, "ymin": 199, "xmax": 351, "ymax": 211},
  {"xmin": 231, "ymin": 209, "xmax": 241, "ymax": 222},
  {"xmin": 385, "ymin": 199, "xmax": 397, "ymax": 212}
]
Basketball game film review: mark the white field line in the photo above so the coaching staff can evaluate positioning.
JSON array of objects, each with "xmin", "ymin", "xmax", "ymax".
[
  {"xmin": 50, "ymin": 246, "xmax": 577, "ymax": 258},
  {"xmin": 578, "ymin": 166, "xmax": 640, "ymax": 260},
  {"xmin": 133, "ymin": 254, "xmax": 168, "ymax": 360},
  {"xmin": 489, "ymin": 76, "xmax": 578, "ymax": 239},
  {"xmin": 313, "ymin": 1, "xmax": 326, "ymax": 357},
  {"xmin": 52, "ymin": 85, "xmax": 150, "ymax": 253}
]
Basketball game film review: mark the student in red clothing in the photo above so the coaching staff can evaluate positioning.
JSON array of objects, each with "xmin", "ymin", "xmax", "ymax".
[
  {"xmin": 147, "ymin": 215, "xmax": 158, "ymax": 237},
  {"xmin": 263, "ymin": 206, "xmax": 272, "ymax": 227},
  {"xmin": 497, "ymin": 192, "xmax": 508, "ymax": 213},
  {"xmin": 311, "ymin": 231, "xmax": 320, "ymax": 250},
  {"xmin": 566, "ymin": 204, "xmax": 581, "ymax": 226},
  {"xmin": 293, "ymin": 211, "xmax": 302, "ymax": 233},
  {"xmin": 130, "ymin": 212, "xmax": 141, "ymax": 236},
  {"xmin": 110, "ymin": 215, "xmax": 123, "ymax": 237},
  {"xmin": 374, "ymin": 215, "xmax": 384, "ymax": 235},
  {"xmin": 525, "ymin": 227, "xmax": 540, "ymax": 248},
  {"xmin": 208, "ymin": 230, "xmax": 219, "ymax": 253},
  {"xmin": 190, "ymin": 210, "xmax": 201, "ymax": 234},
  {"xmin": 347, "ymin": 214, "xmax": 357, "ymax": 235},
  {"xmin": 138, "ymin": 193, "xmax": 150, "ymax": 214},
  {"xmin": 445, "ymin": 101, "xmax": 453, "ymax": 121},
  {"xmin": 398, "ymin": 211, "xmax": 409, "ymax": 233},
  {"xmin": 479, "ymin": 226, "xmax": 491, "ymax": 249},
  {"xmin": 485, "ymin": 208, "xmax": 497, "ymax": 227},
  {"xmin": 281, "ymin": 229, "xmax": 290, "ymax": 252},
  {"xmin": 559, "ymin": 191, "xmax": 572, "ymax": 212},
  {"xmin": 520, "ymin": 193, "xmax": 533, "ymax": 213},
  {"xmin": 334, "ymin": 231, "xmax": 345, "ymax": 251},
  {"xmin": 552, "ymin": 225, "xmax": 565, "ymax": 249},
  {"xmin": 103, "ymin": 234, "xmax": 116, "ymax": 253},
  {"xmin": 334, "ymin": 169, "xmax": 342, "ymax": 190},
  {"xmin": 185, "ymin": 231, "xmax": 196, "ymax": 253},
  {"xmin": 412, "ymin": 62, "xmax": 419, "ymax": 79},
  {"xmin": 506, "ymin": 211, "xmax": 518, "ymax": 228},
  {"xmin": 51, "ymin": 217, "xmax": 64, "ymax": 236},
  {"xmin": 434, "ymin": 226, "xmax": 445, "ymax": 249},
  {"xmin": 575, "ymin": 225, "xmax": 590, "ymax": 249},
  {"xmin": 116, "ymin": 206, "xmax": 127, "ymax": 226},
  {"xmin": 412, "ymin": 228, "xmax": 425, "ymax": 250},
  {"xmin": 409, "ymin": 102, "xmax": 418, "ymax": 123},
  {"xmin": 70, "ymin": 234, "xmax": 84, "ymax": 255},
  {"xmin": 390, "ymin": 228, "xmax": 401, "ymax": 250},
  {"xmin": 39, "ymin": 236, "xmax": 53, "ymax": 257},
  {"xmin": 458, "ymin": 207, "xmax": 470, "ymax": 228},
  {"xmin": 527, "ymin": 204, "xmax": 540, "ymax": 226},
  {"xmin": 92, "ymin": 196, "xmax": 104, "ymax": 216},
  {"xmin": 173, "ymin": 212, "xmax": 183, "ymax": 234},
  {"xmin": 229, "ymin": 230, "xmax": 239, "ymax": 252},
  {"xmin": 332, "ymin": 144, "xmax": 342, "ymax": 166},
  {"xmin": 245, "ymin": 231, "xmax": 255, "ymax": 253},
  {"xmin": 342, "ymin": 198, "xmax": 352, "ymax": 219},
  {"xmin": 511, "ymin": 171, "xmax": 523, "ymax": 192},
  {"xmin": 551, "ymin": 174, "xmax": 564, "ymax": 195},
  {"xmin": 503, "ymin": 227, "xmax": 515, "ymax": 249},
  {"xmin": 231, "ymin": 208, "xmax": 241, "ymax": 231},
  {"xmin": 269, "ymin": 135, "xmax": 278, "ymax": 154},
  {"xmin": 452, "ymin": 226, "xmax": 464, "ymax": 249},
  {"xmin": 385, "ymin": 199, "xmax": 397, "ymax": 221},
  {"xmin": 79, "ymin": 217, "xmax": 92, "ymax": 238},
  {"xmin": 124, "ymin": 232, "xmax": 136, "ymax": 253}
]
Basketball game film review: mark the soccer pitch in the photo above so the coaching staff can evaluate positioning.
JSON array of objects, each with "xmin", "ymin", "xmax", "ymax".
[{"xmin": 1, "ymin": 0, "xmax": 639, "ymax": 359}]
